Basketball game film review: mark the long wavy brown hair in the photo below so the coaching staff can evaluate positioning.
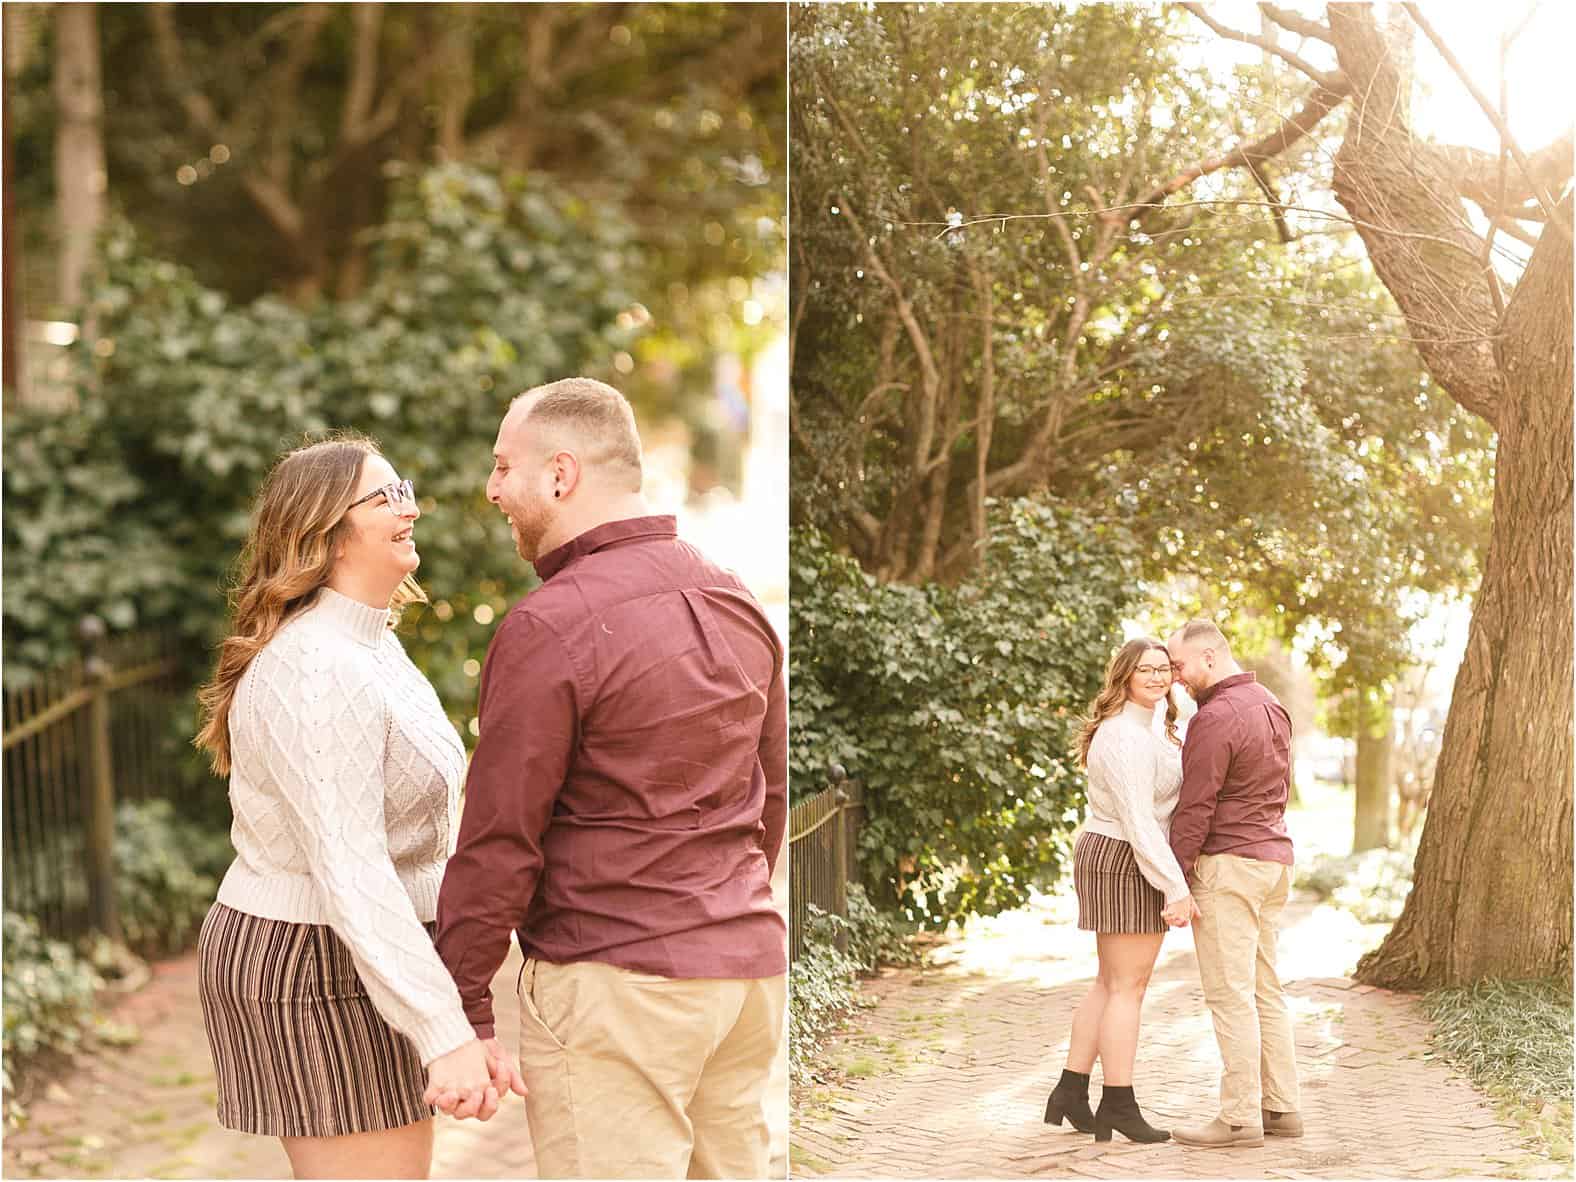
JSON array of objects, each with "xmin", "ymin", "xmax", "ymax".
[
  {"xmin": 1076, "ymin": 636, "xmax": 1180, "ymax": 768},
  {"xmin": 193, "ymin": 434, "xmax": 425, "ymax": 776}
]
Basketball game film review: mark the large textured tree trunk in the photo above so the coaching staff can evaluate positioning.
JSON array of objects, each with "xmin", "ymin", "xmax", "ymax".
[
  {"xmin": 1352, "ymin": 696, "xmax": 1393, "ymax": 853},
  {"xmin": 53, "ymin": 3, "xmax": 105, "ymax": 309},
  {"xmin": 1357, "ymin": 200, "xmax": 1573, "ymax": 984},
  {"xmin": 1325, "ymin": 10, "xmax": 1574, "ymax": 987}
]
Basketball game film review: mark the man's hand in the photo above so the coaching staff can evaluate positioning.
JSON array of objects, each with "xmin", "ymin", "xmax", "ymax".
[
  {"xmin": 424, "ymin": 1039, "xmax": 500, "ymax": 1121},
  {"xmin": 482, "ymin": 1035, "xmax": 528, "ymax": 1099}
]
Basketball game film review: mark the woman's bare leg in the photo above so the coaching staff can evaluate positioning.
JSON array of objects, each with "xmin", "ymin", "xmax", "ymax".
[
  {"xmin": 281, "ymin": 1118, "xmax": 435, "ymax": 1180},
  {"xmin": 1092, "ymin": 932, "xmax": 1164, "ymax": 1086}
]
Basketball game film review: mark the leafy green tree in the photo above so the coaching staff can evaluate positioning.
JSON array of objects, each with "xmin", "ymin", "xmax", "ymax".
[
  {"xmin": 789, "ymin": 2, "xmax": 1493, "ymax": 888},
  {"xmin": 791, "ymin": 500, "xmax": 1138, "ymax": 926},
  {"xmin": 8, "ymin": 3, "xmax": 785, "ymax": 426},
  {"xmin": 3, "ymin": 165, "xmax": 639, "ymax": 742},
  {"xmin": 1163, "ymin": 4, "xmax": 1572, "ymax": 988}
]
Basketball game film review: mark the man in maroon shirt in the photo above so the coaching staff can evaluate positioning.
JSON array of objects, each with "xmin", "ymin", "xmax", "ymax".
[
  {"xmin": 433, "ymin": 378, "xmax": 787, "ymax": 1178},
  {"xmin": 1164, "ymin": 619, "xmax": 1302, "ymax": 1149}
]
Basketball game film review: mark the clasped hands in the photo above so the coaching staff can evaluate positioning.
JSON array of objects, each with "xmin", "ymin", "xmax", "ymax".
[
  {"xmin": 423, "ymin": 1036, "xmax": 528, "ymax": 1122},
  {"xmin": 1161, "ymin": 894, "xmax": 1202, "ymax": 928}
]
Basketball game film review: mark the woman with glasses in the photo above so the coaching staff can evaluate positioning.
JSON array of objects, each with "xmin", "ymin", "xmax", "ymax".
[
  {"xmin": 1043, "ymin": 637, "xmax": 1197, "ymax": 1146},
  {"xmin": 193, "ymin": 434, "xmax": 517, "ymax": 1179}
]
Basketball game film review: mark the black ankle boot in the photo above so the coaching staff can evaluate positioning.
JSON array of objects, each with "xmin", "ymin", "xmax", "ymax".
[
  {"xmin": 1044, "ymin": 1069, "xmax": 1095, "ymax": 1133},
  {"xmin": 1093, "ymin": 1084, "xmax": 1169, "ymax": 1143}
]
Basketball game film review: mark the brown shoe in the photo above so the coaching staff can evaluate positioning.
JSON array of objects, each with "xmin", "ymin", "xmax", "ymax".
[
  {"xmin": 1263, "ymin": 1109, "xmax": 1304, "ymax": 1138},
  {"xmin": 1172, "ymin": 1117, "xmax": 1265, "ymax": 1148}
]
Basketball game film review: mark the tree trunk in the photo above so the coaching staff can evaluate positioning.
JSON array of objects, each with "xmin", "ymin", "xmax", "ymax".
[
  {"xmin": 53, "ymin": 2, "xmax": 105, "ymax": 310},
  {"xmin": 3, "ymin": 49, "xmax": 24, "ymax": 408},
  {"xmin": 1352, "ymin": 692, "xmax": 1393, "ymax": 853},
  {"xmin": 1356, "ymin": 192, "xmax": 1574, "ymax": 987},
  {"xmin": 1311, "ymin": 6, "xmax": 1574, "ymax": 988}
]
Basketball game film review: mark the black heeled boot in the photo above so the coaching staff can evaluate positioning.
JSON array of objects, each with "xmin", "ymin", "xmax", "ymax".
[
  {"xmin": 1043, "ymin": 1069, "xmax": 1095, "ymax": 1133},
  {"xmin": 1093, "ymin": 1084, "xmax": 1169, "ymax": 1144}
]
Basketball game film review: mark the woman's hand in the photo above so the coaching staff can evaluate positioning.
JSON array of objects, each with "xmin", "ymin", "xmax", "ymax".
[
  {"xmin": 1162, "ymin": 894, "xmax": 1202, "ymax": 928},
  {"xmin": 423, "ymin": 1039, "xmax": 500, "ymax": 1121}
]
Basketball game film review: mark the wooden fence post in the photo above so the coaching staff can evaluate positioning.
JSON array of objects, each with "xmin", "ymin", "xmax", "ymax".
[
  {"xmin": 829, "ymin": 763, "xmax": 849, "ymax": 952},
  {"xmin": 79, "ymin": 614, "xmax": 119, "ymax": 939}
]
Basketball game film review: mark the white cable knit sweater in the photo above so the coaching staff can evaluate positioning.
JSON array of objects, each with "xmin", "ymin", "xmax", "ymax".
[
  {"xmin": 1083, "ymin": 699, "xmax": 1189, "ymax": 904},
  {"xmin": 214, "ymin": 586, "xmax": 474, "ymax": 1066}
]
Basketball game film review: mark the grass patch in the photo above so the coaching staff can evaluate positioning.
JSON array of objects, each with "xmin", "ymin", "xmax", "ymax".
[
  {"xmin": 789, "ymin": 1143, "xmax": 833, "ymax": 1175},
  {"xmin": 844, "ymin": 1055, "xmax": 879, "ymax": 1079},
  {"xmin": 1423, "ymin": 978, "xmax": 1572, "ymax": 1163}
]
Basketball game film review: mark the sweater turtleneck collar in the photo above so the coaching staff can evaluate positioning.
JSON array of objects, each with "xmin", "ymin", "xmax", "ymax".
[
  {"xmin": 1121, "ymin": 698, "xmax": 1158, "ymax": 726},
  {"xmin": 313, "ymin": 586, "xmax": 391, "ymax": 648}
]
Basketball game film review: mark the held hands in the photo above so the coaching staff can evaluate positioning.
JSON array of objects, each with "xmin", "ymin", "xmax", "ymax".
[
  {"xmin": 1162, "ymin": 894, "xmax": 1202, "ymax": 928},
  {"xmin": 481, "ymin": 1036, "xmax": 528, "ymax": 1102},
  {"xmin": 423, "ymin": 1040, "xmax": 500, "ymax": 1122},
  {"xmin": 423, "ymin": 1037, "xmax": 528, "ymax": 1122}
]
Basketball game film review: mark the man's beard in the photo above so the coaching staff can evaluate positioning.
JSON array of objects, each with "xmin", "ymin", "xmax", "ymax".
[{"xmin": 509, "ymin": 495, "xmax": 552, "ymax": 561}]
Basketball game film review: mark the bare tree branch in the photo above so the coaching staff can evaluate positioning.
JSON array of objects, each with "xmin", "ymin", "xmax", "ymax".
[
  {"xmin": 837, "ymin": 194, "xmax": 943, "ymax": 476},
  {"xmin": 1258, "ymin": 4, "xmax": 1334, "ymax": 45},
  {"xmin": 1130, "ymin": 84, "xmax": 1348, "ymax": 213},
  {"xmin": 148, "ymin": 4, "xmax": 306, "ymax": 247},
  {"xmin": 1438, "ymin": 131, "xmax": 1574, "ymax": 218},
  {"xmin": 1180, "ymin": 3, "xmax": 1346, "ymax": 91},
  {"xmin": 341, "ymin": 3, "xmax": 382, "ymax": 140},
  {"xmin": 1402, "ymin": 3, "xmax": 1571, "ymax": 246}
]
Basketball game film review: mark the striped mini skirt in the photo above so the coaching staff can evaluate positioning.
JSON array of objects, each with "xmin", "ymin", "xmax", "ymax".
[
  {"xmin": 1073, "ymin": 830, "xmax": 1167, "ymax": 934},
  {"xmin": 197, "ymin": 902, "xmax": 434, "ymax": 1137}
]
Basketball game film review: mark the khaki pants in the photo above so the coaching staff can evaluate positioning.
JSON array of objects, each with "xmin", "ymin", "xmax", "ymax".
[
  {"xmin": 1191, "ymin": 852, "xmax": 1301, "ymax": 1126},
  {"xmin": 517, "ymin": 958, "xmax": 786, "ymax": 1179}
]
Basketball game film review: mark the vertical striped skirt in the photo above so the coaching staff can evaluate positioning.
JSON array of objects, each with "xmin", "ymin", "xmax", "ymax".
[
  {"xmin": 1072, "ymin": 830, "xmax": 1167, "ymax": 934},
  {"xmin": 197, "ymin": 902, "xmax": 435, "ymax": 1137}
]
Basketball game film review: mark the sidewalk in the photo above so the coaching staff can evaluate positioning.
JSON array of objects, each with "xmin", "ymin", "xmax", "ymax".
[{"xmin": 790, "ymin": 889, "xmax": 1564, "ymax": 1180}]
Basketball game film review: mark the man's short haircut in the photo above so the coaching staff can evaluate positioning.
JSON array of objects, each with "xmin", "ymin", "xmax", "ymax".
[
  {"xmin": 1177, "ymin": 618, "xmax": 1232, "ymax": 656},
  {"xmin": 512, "ymin": 377, "xmax": 643, "ymax": 490}
]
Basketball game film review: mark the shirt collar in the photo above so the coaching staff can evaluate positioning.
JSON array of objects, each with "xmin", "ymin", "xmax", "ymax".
[
  {"xmin": 1195, "ymin": 670, "xmax": 1257, "ymax": 708},
  {"xmin": 533, "ymin": 515, "xmax": 678, "ymax": 582}
]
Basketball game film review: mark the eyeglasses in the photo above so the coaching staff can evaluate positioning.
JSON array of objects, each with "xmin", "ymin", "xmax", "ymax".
[
  {"xmin": 1134, "ymin": 665, "xmax": 1174, "ymax": 679},
  {"xmin": 346, "ymin": 478, "xmax": 415, "ymax": 511}
]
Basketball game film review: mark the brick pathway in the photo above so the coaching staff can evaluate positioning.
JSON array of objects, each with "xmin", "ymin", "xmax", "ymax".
[
  {"xmin": 790, "ymin": 889, "xmax": 1565, "ymax": 1180},
  {"xmin": 4, "ymin": 856, "xmax": 789, "ymax": 1180}
]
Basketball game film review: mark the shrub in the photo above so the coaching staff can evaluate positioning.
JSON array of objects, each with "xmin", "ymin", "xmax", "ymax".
[
  {"xmin": 3, "ymin": 163, "xmax": 644, "ymax": 743},
  {"xmin": 790, "ymin": 500, "xmax": 1138, "ymax": 926},
  {"xmin": 114, "ymin": 799, "xmax": 232, "ymax": 958},
  {"xmin": 1300, "ymin": 844, "xmax": 1415, "ymax": 924},
  {"xmin": 1, "ymin": 912, "xmax": 103, "ymax": 1096},
  {"xmin": 789, "ymin": 884, "xmax": 918, "ymax": 1085},
  {"xmin": 789, "ymin": 910, "xmax": 863, "ymax": 1086}
]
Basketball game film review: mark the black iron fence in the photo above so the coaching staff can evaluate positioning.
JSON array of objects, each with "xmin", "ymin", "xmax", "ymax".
[
  {"xmin": 2, "ymin": 618, "xmax": 193, "ymax": 940},
  {"xmin": 788, "ymin": 766, "xmax": 865, "ymax": 962}
]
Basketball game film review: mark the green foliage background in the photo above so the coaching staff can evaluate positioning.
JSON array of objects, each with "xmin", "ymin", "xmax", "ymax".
[
  {"xmin": 6, "ymin": 165, "xmax": 646, "ymax": 741},
  {"xmin": 787, "ymin": 1, "xmax": 1493, "ymax": 934},
  {"xmin": 791, "ymin": 500, "xmax": 1138, "ymax": 926}
]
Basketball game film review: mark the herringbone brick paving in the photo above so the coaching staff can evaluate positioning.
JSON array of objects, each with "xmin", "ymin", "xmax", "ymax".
[{"xmin": 790, "ymin": 889, "xmax": 1565, "ymax": 1180}]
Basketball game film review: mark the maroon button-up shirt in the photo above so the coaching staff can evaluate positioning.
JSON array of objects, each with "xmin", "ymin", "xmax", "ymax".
[
  {"xmin": 434, "ymin": 515, "xmax": 787, "ymax": 1038},
  {"xmin": 1168, "ymin": 672, "xmax": 1295, "ymax": 883}
]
